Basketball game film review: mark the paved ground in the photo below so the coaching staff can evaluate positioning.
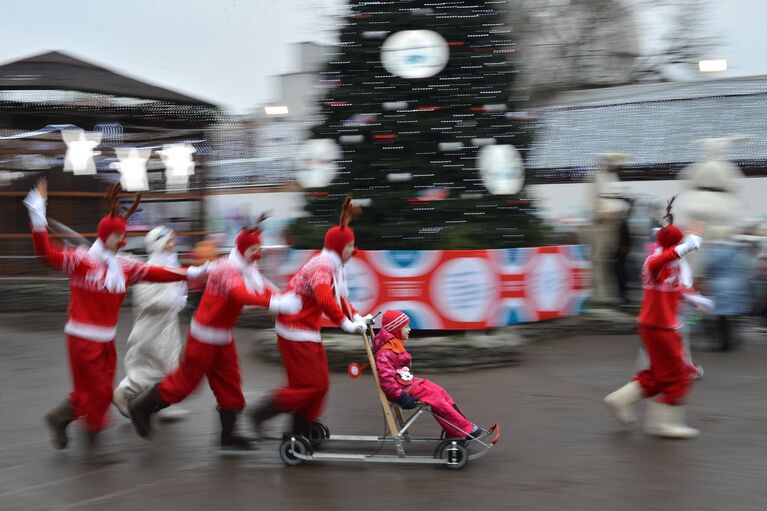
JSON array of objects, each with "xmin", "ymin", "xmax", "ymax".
[{"xmin": 0, "ymin": 311, "xmax": 765, "ymax": 511}]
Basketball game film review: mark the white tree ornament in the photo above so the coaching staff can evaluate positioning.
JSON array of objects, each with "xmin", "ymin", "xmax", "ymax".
[
  {"xmin": 113, "ymin": 148, "xmax": 151, "ymax": 191},
  {"xmin": 62, "ymin": 129, "xmax": 102, "ymax": 175},
  {"xmin": 381, "ymin": 30, "xmax": 449, "ymax": 79},
  {"xmin": 159, "ymin": 143, "xmax": 196, "ymax": 190},
  {"xmin": 478, "ymin": 145, "xmax": 525, "ymax": 195},
  {"xmin": 296, "ymin": 139, "xmax": 340, "ymax": 189}
]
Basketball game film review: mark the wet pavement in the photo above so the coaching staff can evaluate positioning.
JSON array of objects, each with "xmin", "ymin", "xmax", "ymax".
[{"xmin": 0, "ymin": 311, "xmax": 765, "ymax": 511}]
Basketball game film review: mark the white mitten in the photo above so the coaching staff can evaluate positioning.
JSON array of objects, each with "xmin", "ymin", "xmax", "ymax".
[
  {"xmin": 23, "ymin": 188, "xmax": 48, "ymax": 231},
  {"xmin": 341, "ymin": 318, "xmax": 367, "ymax": 334},
  {"xmin": 675, "ymin": 234, "xmax": 702, "ymax": 257},
  {"xmin": 186, "ymin": 261, "xmax": 209, "ymax": 280},
  {"xmin": 269, "ymin": 292, "xmax": 302, "ymax": 315},
  {"xmin": 353, "ymin": 313, "xmax": 374, "ymax": 325},
  {"xmin": 685, "ymin": 293, "xmax": 714, "ymax": 313}
]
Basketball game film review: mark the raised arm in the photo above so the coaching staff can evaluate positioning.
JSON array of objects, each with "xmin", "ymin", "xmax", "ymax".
[
  {"xmin": 133, "ymin": 264, "xmax": 188, "ymax": 283},
  {"xmin": 24, "ymin": 179, "xmax": 82, "ymax": 273},
  {"xmin": 646, "ymin": 235, "xmax": 702, "ymax": 277}
]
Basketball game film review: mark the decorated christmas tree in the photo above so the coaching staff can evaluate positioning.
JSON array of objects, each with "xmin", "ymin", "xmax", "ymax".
[{"xmin": 291, "ymin": 0, "xmax": 544, "ymax": 250}]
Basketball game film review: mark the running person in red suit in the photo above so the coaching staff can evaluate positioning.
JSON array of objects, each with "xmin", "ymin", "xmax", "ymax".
[
  {"xmin": 23, "ymin": 180, "xmax": 204, "ymax": 460},
  {"xmin": 129, "ymin": 223, "xmax": 302, "ymax": 450},
  {"xmin": 249, "ymin": 195, "xmax": 370, "ymax": 438},
  {"xmin": 604, "ymin": 198, "xmax": 704, "ymax": 438}
]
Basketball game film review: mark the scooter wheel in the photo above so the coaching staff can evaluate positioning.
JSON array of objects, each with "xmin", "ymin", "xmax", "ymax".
[
  {"xmin": 279, "ymin": 437, "xmax": 310, "ymax": 466},
  {"xmin": 308, "ymin": 421, "xmax": 330, "ymax": 448},
  {"xmin": 435, "ymin": 440, "xmax": 468, "ymax": 470}
]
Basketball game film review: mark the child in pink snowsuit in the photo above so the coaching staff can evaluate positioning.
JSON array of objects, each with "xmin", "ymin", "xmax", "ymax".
[{"xmin": 373, "ymin": 310, "xmax": 481, "ymax": 439}]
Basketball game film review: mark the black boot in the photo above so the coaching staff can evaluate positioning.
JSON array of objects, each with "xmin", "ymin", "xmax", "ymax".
[
  {"xmin": 83, "ymin": 431, "xmax": 123, "ymax": 465},
  {"xmin": 292, "ymin": 414, "xmax": 311, "ymax": 436},
  {"xmin": 44, "ymin": 398, "xmax": 75, "ymax": 450},
  {"xmin": 129, "ymin": 384, "xmax": 169, "ymax": 438},
  {"xmin": 218, "ymin": 409, "xmax": 254, "ymax": 450},
  {"xmin": 248, "ymin": 398, "xmax": 282, "ymax": 439},
  {"xmin": 465, "ymin": 427, "xmax": 483, "ymax": 441}
]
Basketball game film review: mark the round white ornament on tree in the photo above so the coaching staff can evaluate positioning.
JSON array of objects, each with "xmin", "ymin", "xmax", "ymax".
[
  {"xmin": 297, "ymin": 139, "xmax": 340, "ymax": 189},
  {"xmin": 478, "ymin": 144, "xmax": 525, "ymax": 195},
  {"xmin": 381, "ymin": 30, "xmax": 449, "ymax": 79}
]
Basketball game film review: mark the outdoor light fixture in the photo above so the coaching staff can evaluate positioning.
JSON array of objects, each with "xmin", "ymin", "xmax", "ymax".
[
  {"xmin": 698, "ymin": 59, "xmax": 727, "ymax": 72},
  {"xmin": 264, "ymin": 105, "xmax": 289, "ymax": 115}
]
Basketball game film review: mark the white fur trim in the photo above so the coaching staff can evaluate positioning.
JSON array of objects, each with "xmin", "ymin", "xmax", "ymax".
[
  {"xmin": 275, "ymin": 321, "xmax": 322, "ymax": 343},
  {"xmin": 679, "ymin": 259, "xmax": 693, "ymax": 288},
  {"xmin": 228, "ymin": 247, "xmax": 264, "ymax": 293},
  {"xmin": 189, "ymin": 319, "xmax": 232, "ymax": 345},
  {"xmin": 64, "ymin": 320, "xmax": 117, "ymax": 342},
  {"xmin": 320, "ymin": 249, "xmax": 349, "ymax": 300},
  {"xmin": 88, "ymin": 239, "xmax": 126, "ymax": 293}
]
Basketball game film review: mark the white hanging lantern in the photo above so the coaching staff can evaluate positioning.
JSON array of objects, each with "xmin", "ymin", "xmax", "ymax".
[
  {"xmin": 159, "ymin": 143, "xmax": 196, "ymax": 177},
  {"xmin": 62, "ymin": 129, "xmax": 102, "ymax": 175},
  {"xmin": 113, "ymin": 147, "xmax": 151, "ymax": 191},
  {"xmin": 159, "ymin": 143, "xmax": 196, "ymax": 190}
]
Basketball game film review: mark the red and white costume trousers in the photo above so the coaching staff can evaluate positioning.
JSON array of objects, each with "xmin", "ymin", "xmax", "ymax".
[
  {"xmin": 634, "ymin": 326, "xmax": 697, "ymax": 405},
  {"xmin": 157, "ymin": 335, "xmax": 245, "ymax": 411},
  {"xmin": 272, "ymin": 336, "xmax": 330, "ymax": 422},
  {"xmin": 67, "ymin": 335, "xmax": 117, "ymax": 433}
]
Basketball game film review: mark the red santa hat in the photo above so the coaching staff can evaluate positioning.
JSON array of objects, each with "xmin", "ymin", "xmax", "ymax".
[
  {"xmin": 98, "ymin": 183, "xmax": 140, "ymax": 244},
  {"xmin": 656, "ymin": 195, "xmax": 684, "ymax": 248},
  {"xmin": 657, "ymin": 225, "xmax": 684, "ymax": 248},
  {"xmin": 236, "ymin": 228, "xmax": 262, "ymax": 256},
  {"xmin": 97, "ymin": 215, "xmax": 127, "ymax": 242},
  {"xmin": 382, "ymin": 310, "xmax": 410, "ymax": 335},
  {"xmin": 236, "ymin": 212, "xmax": 268, "ymax": 256},
  {"xmin": 324, "ymin": 194, "xmax": 362, "ymax": 257}
]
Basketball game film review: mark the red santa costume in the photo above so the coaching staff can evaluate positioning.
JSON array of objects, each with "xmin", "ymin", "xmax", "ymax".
[
  {"xmin": 129, "ymin": 226, "xmax": 302, "ymax": 450},
  {"xmin": 23, "ymin": 182, "xmax": 197, "ymax": 455},
  {"xmin": 604, "ymin": 201, "xmax": 703, "ymax": 439},
  {"xmin": 249, "ymin": 196, "xmax": 369, "ymax": 437}
]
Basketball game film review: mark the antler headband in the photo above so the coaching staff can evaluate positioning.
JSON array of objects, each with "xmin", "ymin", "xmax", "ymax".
[
  {"xmin": 105, "ymin": 182, "xmax": 142, "ymax": 221},
  {"xmin": 339, "ymin": 193, "xmax": 362, "ymax": 228},
  {"xmin": 663, "ymin": 195, "xmax": 677, "ymax": 227}
]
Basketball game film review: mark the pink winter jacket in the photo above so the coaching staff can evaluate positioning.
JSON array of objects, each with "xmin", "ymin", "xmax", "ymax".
[{"xmin": 373, "ymin": 329, "xmax": 422, "ymax": 401}]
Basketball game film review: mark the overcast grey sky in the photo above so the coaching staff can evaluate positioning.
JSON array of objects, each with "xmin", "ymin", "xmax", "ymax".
[{"xmin": 0, "ymin": 0, "xmax": 763, "ymax": 114}]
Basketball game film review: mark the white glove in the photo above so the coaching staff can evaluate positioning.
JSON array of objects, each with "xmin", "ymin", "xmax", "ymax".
[
  {"xmin": 675, "ymin": 234, "xmax": 702, "ymax": 257},
  {"xmin": 684, "ymin": 293, "xmax": 714, "ymax": 313},
  {"xmin": 269, "ymin": 292, "xmax": 303, "ymax": 315},
  {"xmin": 353, "ymin": 313, "xmax": 374, "ymax": 325},
  {"xmin": 23, "ymin": 188, "xmax": 48, "ymax": 231},
  {"xmin": 186, "ymin": 262, "xmax": 209, "ymax": 280},
  {"xmin": 341, "ymin": 318, "xmax": 367, "ymax": 334}
]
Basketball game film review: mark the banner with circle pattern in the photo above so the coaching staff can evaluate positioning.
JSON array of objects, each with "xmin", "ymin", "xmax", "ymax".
[{"xmin": 278, "ymin": 245, "xmax": 591, "ymax": 330}]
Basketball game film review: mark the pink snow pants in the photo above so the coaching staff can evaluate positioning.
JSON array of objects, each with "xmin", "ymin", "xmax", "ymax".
[{"xmin": 408, "ymin": 379, "xmax": 474, "ymax": 438}]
